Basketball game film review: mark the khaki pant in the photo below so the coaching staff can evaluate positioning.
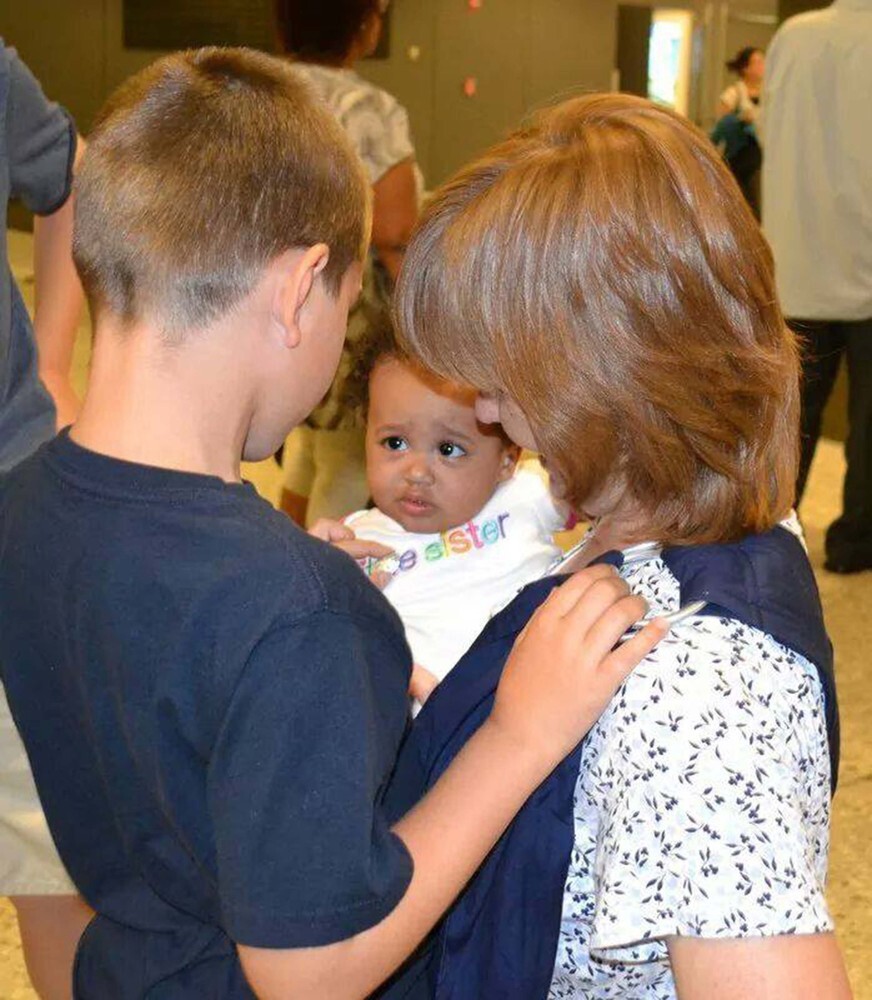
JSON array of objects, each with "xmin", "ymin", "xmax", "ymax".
[{"xmin": 0, "ymin": 685, "xmax": 74, "ymax": 894}]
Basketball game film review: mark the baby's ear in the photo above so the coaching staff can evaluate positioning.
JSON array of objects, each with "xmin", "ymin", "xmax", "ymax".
[{"xmin": 499, "ymin": 444, "xmax": 522, "ymax": 481}]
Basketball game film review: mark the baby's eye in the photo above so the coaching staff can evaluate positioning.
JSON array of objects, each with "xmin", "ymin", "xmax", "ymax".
[
  {"xmin": 438, "ymin": 441, "xmax": 467, "ymax": 459},
  {"xmin": 381, "ymin": 436, "xmax": 408, "ymax": 452}
]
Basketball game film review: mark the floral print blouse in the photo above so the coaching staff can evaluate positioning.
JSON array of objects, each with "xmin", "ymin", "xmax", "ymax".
[{"xmin": 549, "ymin": 549, "xmax": 833, "ymax": 998}]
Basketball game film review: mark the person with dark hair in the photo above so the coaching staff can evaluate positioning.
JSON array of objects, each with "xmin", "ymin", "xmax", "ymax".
[
  {"xmin": 713, "ymin": 46, "xmax": 764, "ymax": 217},
  {"xmin": 276, "ymin": 0, "xmax": 383, "ymax": 65},
  {"xmin": 276, "ymin": 0, "xmax": 422, "ymax": 528},
  {"xmin": 719, "ymin": 46, "xmax": 765, "ymax": 121},
  {"xmin": 0, "ymin": 37, "xmax": 92, "ymax": 1000},
  {"xmin": 311, "ymin": 317, "xmax": 567, "ymax": 712}
]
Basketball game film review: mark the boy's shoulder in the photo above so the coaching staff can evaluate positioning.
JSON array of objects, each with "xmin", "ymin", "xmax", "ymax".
[
  {"xmin": 248, "ymin": 501, "xmax": 403, "ymax": 628},
  {"xmin": 0, "ymin": 440, "xmax": 399, "ymax": 639}
]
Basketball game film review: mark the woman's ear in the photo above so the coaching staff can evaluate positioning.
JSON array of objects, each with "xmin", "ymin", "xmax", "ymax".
[{"xmin": 498, "ymin": 444, "xmax": 522, "ymax": 482}]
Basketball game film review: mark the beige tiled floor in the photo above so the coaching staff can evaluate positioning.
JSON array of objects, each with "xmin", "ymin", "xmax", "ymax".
[{"xmin": 2, "ymin": 232, "xmax": 871, "ymax": 997}]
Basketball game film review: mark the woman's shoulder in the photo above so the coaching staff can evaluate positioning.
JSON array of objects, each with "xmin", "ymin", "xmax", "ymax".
[
  {"xmin": 615, "ymin": 613, "xmax": 822, "ymax": 720},
  {"xmin": 599, "ymin": 556, "xmax": 827, "ymax": 761},
  {"xmin": 296, "ymin": 64, "xmax": 407, "ymax": 122},
  {"xmin": 573, "ymin": 597, "xmax": 833, "ymax": 962},
  {"xmin": 295, "ymin": 65, "xmax": 414, "ymax": 181}
]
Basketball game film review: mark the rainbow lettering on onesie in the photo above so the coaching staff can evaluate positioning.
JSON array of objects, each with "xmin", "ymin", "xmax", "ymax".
[{"xmin": 359, "ymin": 512, "xmax": 511, "ymax": 578}]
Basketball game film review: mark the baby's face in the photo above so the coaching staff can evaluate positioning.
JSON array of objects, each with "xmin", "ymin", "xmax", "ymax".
[{"xmin": 366, "ymin": 358, "xmax": 518, "ymax": 534}]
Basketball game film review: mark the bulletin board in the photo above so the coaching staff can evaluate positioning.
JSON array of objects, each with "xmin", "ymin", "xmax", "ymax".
[
  {"xmin": 123, "ymin": 0, "xmax": 274, "ymax": 51},
  {"xmin": 123, "ymin": 0, "xmax": 391, "ymax": 57}
]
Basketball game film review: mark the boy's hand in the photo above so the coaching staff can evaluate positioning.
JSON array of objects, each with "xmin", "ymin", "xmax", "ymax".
[
  {"xmin": 490, "ymin": 564, "xmax": 668, "ymax": 774},
  {"xmin": 308, "ymin": 518, "xmax": 396, "ymax": 588}
]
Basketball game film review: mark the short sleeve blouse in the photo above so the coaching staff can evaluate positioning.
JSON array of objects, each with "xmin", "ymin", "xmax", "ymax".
[
  {"xmin": 292, "ymin": 63, "xmax": 416, "ymax": 184},
  {"xmin": 719, "ymin": 80, "xmax": 759, "ymax": 123},
  {"xmin": 549, "ymin": 552, "xmax": 832, "ymax": 998}
]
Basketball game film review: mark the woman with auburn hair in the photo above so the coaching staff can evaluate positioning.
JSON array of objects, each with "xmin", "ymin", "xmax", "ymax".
[{"xmin": 379, "ymin": 94, "xmax": 850, "ymax": 999}]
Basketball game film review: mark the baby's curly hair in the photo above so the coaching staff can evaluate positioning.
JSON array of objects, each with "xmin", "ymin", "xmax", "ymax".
[
  {"xmin": 340, "ymin": 308, "xmax": 404, "ymax": 419},
  {"xmin": 346, "ymin": 310, "xmax": 517, "ymax": 452}
]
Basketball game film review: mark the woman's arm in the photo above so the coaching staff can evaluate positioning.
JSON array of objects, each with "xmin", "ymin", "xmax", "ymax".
[
  {"xmin": 238, "ymin": 566, "xmax": 667, "ymax": 1000},
  {"xmin": 669, "ymin": 933, "xmax": 852, "ymax": 999},
  {"xmin": 33, "ymin": 136, "xmax": 86, "ymax": 430},
  {"xmin": 370, "ymin": 158, "xmax": 418, "ymax": 282}
]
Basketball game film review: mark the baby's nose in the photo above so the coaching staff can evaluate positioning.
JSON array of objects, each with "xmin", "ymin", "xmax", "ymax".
[{"xmin": 405, "ymin": 455, "xmax": 434, "ymax": 483}]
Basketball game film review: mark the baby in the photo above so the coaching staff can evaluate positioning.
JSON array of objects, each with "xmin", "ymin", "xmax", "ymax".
[{"xmin": 317, "ymin": 325, "xmax": 567, "ymax": 706}]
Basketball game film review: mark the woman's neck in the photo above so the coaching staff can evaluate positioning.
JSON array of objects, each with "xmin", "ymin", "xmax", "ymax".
[{"xmin": 561, "ymin": 510, "xmax": 655, "ymax": 574}]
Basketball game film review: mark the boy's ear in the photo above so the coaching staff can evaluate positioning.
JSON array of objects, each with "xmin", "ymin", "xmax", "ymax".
[
  {"xmin": 498, "ymin": 444, "xmax": 521, "ymax": 482},
  {"xmin": 273, "ymin": 244, "xmax": 330, "ymax": 348}
]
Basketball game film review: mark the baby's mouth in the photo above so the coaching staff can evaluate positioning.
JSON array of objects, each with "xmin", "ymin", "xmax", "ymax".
[{"xmin": 399, "ymin": 494, "xmax": 435, "ymax": 516}]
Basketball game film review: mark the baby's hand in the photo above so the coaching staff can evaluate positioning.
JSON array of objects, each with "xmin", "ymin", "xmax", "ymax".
[
  {"xmin": 308, "ymin": 518, "xmax": 396, "ymax": 589},
  {"xmin": 489, "ymin": 564, "xmax": 668, "ymax": 774},
  {"xmin": 409, "ymin": 664, "xmax": 440, "ymax": 705}
]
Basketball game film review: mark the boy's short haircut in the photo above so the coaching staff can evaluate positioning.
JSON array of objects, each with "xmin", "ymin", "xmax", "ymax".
[
  {"xmin": 73, "ymin": 47, "xmax": 370, "ymax": 337},
  {"xmin": 395, "ymin": 93, "xmax": 799, "ymax": 546}
]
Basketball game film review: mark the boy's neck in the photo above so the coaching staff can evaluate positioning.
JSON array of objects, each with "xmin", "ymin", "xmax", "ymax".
[{"xmin": 71, "ymin": 315, "xmax": 254, "ymax": 483}]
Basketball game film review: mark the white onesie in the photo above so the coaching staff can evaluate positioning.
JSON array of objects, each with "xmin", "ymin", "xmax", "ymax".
[{"xmin": 346, "ymin": 466, "xmax": 564, "ymax": 682}]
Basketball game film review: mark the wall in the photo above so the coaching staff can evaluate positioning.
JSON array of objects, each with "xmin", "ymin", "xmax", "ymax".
[
  {"xmin": 779, "ymin": 0, "xmax": 827, "ymax": 18},
  {"xmin": 5, "ymin": 1, "xmax": 781, "ymax": 186},
  {"xmin": 1, "ymin": 0, "xmax": 619, "ymax": 189}
]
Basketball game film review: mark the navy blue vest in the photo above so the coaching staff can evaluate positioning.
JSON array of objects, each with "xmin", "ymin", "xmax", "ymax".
[{"xmin": 377, "ymin": 527, "xmax": 839, "ymax": 1000}]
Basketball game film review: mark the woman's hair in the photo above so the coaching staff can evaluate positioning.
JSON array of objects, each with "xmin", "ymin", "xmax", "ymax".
[
  {"xmin": 274, "ymin": 0, "xmax": 380, "ymax": 63},
  {"xmin": 726, "ymin": 47, "xmax": 761, "ymax": 75},
  {"xmin": 395, "ymin": 93, "xmax": 800, "ymax": 546}
]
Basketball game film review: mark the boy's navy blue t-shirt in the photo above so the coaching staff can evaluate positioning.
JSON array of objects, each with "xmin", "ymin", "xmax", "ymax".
[{"xmin": 0, "ymin": 431, "xmax": 414, "ymax": 998}]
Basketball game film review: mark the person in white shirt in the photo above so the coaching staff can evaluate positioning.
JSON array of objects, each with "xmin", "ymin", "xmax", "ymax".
[
  {"xmin": 761, "ymin": 0, "xmax": 872, "ymax": 573},
  {"xmin": 312, "ymin": 327, "xmax": 565, "ymax": 704}
]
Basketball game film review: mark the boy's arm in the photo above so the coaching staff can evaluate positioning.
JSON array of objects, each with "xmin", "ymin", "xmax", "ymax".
[
  {"xmin": 33, "ymin": 136, "xmax": 86, "ymax": 430},
  {"xmin": 238, "ymin": 565, "xmax": 666, "ymax": 1000},
  {"xmin": 668, "ymin": 934, "xmax": 852, "ymax": 999}
]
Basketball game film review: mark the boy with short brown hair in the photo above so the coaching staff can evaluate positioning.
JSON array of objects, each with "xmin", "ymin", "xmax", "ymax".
[{"xmin": 0, "ymin": 50, "xmax": 661, "ymax": 998}]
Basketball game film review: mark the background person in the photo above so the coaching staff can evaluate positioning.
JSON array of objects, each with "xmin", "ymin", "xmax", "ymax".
[
  {"xmin": 714, "ymin": 46, "xmax": 764, "ymax": 217},
  {"xmin": 762, "ymin": 0, "xmax": 872, "ymax": 574},
  {"xmin": 275, "ymin": 0, "xmax": 421, "ymax": 527},
  {"xmin": 717, "ymin": 46, "xmax": 764, "ymax": 123},
  {"xmin": 0, "ymin": 38, "xmax": 90, "ymax": 1000}
]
